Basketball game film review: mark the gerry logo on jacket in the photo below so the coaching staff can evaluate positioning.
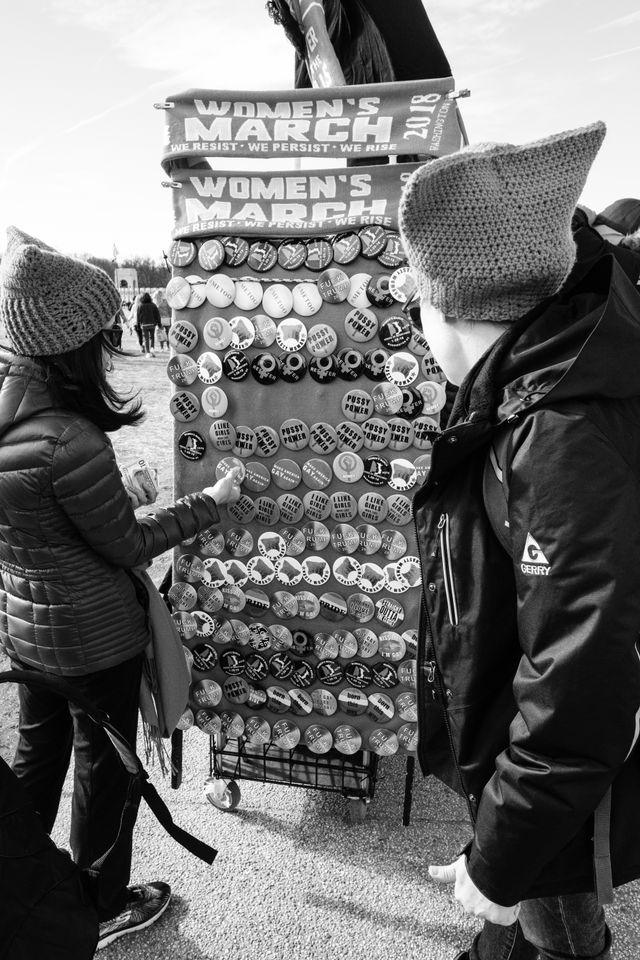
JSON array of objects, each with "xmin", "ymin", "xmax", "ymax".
[{"xmin": 520, "ymin": 533, "xmax": 551, "ymax": 576}]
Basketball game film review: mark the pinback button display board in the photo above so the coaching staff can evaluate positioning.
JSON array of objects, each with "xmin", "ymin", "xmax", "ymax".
[{"xmin": 166, "ymin": 166, "xmax": 445, "ymax": 756}]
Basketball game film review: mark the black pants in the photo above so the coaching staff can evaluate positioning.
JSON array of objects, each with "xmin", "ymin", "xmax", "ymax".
[{"xmin": 11, "ymin": 654, "xmax": 143, "ymax": 920}]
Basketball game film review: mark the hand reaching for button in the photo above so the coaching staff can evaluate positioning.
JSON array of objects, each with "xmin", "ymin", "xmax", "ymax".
[{"xmin": 203, "ymin": 466, "xmax": 243, "ymax": 505}]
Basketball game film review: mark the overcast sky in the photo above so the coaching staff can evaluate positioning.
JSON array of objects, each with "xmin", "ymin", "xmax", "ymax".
[{"xmin": 1, "ymin": 0, "xmax": 638, "ymax": 259}]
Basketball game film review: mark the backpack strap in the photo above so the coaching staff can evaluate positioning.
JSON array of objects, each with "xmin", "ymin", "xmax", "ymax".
[{"xmin": 0, "ymin": 670, "xmax": 216, "ymax": 865}]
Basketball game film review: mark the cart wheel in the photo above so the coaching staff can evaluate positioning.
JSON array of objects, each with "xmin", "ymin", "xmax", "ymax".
[
  {"xmin": 347, "ymin": 798, "xmax": 368, "ymax": 824},
  {"xmin": 204, "ymin": 777, "xmax": 241, "ymax": 811}
]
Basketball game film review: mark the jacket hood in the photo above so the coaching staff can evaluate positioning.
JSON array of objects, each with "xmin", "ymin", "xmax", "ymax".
[
  {"xmin": 450, "ymin": 254, "xmax": 640, "ymax": 427},
  {"xmin": 0, "ymin": 348, "xmax": 54, "ymax": 439}
]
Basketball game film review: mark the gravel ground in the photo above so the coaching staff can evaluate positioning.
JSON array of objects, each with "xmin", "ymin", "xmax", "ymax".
[{"xmin": 1, "ymin": 349, "xmax": 639, "ymax": 958}]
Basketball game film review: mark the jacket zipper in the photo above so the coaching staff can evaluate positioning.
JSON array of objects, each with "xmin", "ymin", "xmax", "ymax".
[
  {"xmin": 437, "ymin": 513, "xmax": 459, "ymax": 627},
  {"xmin": 413, "ymin": 503, "xmax": 475, "ymax": 819}
]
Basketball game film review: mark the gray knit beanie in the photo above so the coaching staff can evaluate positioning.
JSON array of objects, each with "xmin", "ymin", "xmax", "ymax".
[
  {"xmin": 399, "ymin": 121, "xmax": 607, "ymax": 323},
  {"xmin": 0, "ymin": 226, "xmax": 121, "ymax": 355}
]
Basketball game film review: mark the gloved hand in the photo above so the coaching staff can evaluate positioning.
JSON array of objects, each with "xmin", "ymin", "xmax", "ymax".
[{"xmin": 429, "ymin": 855, "xmax": 521, "ymax": 926}]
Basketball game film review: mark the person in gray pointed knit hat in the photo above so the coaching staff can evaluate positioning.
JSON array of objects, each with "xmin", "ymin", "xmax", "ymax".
[
  {"xmin": 0, "ymin": 228, "xmax": 242, "ymax": 950},
  {"xmin": 399, "ymin": 123, "xmax": 640, "ymax": 960}
]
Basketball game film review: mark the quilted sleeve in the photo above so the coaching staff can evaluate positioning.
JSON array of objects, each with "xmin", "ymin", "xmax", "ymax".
[{"xmin": 51, "ymin": 418, "xmax": 219, "ymax": 568}]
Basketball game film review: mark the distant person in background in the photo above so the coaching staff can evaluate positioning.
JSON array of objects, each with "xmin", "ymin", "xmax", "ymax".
[
  {"xmin": 154, "ymin": 290, "xmax": 171, "ymax": 352},
  {"xmin": 0, "ymin": 227, "xmax": 242, "ymax": 950},
  {"xmin": 136, "ymin": 292, "xmax": 161, "ymax": 358}
]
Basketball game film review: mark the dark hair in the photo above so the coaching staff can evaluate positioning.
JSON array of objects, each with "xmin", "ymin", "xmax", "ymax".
[
  {"xmin": 140, "ymin": 291, "xmax": 152, "ymax": 303},
  {"xmin": 37, "ymin": 330, "xmax": 144, "ymax": 432}
]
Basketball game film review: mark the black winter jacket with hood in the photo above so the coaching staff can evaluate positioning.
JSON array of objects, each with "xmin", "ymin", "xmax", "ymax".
[{"xmin": 413, "ymin": 255, "xmax": 640, "ymax": 906}]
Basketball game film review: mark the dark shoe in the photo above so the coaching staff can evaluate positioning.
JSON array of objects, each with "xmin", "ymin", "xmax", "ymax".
[{"xmin": 97, "ymin": 881, "xmax": 171, "ymax": 949}]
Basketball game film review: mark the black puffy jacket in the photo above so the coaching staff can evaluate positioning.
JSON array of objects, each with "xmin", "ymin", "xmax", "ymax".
[
  {"xmin": 0, "ymin": 349, "xmax": 218, "ymax": 676},
  {"xmin": 413, "ymin": 256, "xmax": 640, "ymax": 905}
]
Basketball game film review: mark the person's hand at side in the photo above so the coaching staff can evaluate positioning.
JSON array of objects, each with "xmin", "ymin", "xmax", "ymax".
[
  {"xmin": 429, "ymin": 855, "xmax": 520, "ymax": 925},
  {"xmin": 203, "ymin": 467, "xmax": 243, "ymax": 505}
]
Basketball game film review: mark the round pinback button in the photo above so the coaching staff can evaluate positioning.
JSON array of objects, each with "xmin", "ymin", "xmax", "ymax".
[
  {"xmin": 244, "ymin": 717, "xmax": 272, "ymax": 745},
  {"xmin": 336, "ymin": 348, "xmax": 364, "ymax": 381},
  {"xmin": 209, "ymin": 419, "xmax": 236, "ymax": 452},
  {"xmin": 291, "ymin": 629, "xmax": 315, "ymax": 657},
  {"xmin": 195, "ymin": 709, "xmax": 222, "ymax": 735},
  {"xmin": 304, "ymin": 723, "xmax": 334, "ymax": 755},
  {"xmin": 333, "ymin": 451, "xmax": 364, "ymax": 484},
  {"xmin": 244, "ymin": 588, "xmax": 271, "ymax": 616},
  {"xmin": 397, "ymin": 659, "xmax": 417, "ymax": 688},
  {"xmin": 229, "ymin": 315, "xmax": 256, "ymax": 350},
  {"xmin": 221, "ymin": 584, "xmax": 246, "ymax": 613},
  {"xmin": 201, "ymin": 557, "xmax": 229, "ymax": 587},
  {"xmin": 269, "ymin": 624, "xmax": 294, "ymax": 652},
  {"xmin": 168, "ymin": 582, "xmax": 197, "ymax": 611},
  {"xmin": 232, "ymin": 425, "xmax": 258, "ymax": 458},
  {"xmin": 185, "ymin": 275, "xmax": 207, "ymax": 309},
  {"xmin": 356, "ymin": 523, "xmax": 382, "ymax": 555},
  {"xmin": 347, "ymin": 592, "xmax": 375, "ymax": 623},
  {"xmin": 309, "ymin": 355, "xmax": 338, "ymax": 383},
  {"xmin": 178, "ymin": 431, "xmax": 206, "ymax": 461},
  {"xmin": 271, "ymin": 590, "xmax": 298, "ymax": 621},
  {"xmin": 254, "ymin": 496, "xmax": 281, "ymax": 526},
  {"xmin": 290, "ymin": 660, "xmax": 315, "ymax": 688},
  {"xmin": 247, "ymin": 687, "xmax": 269, "ymax": 709},
  {"xmin": 375, "ymin": 596, "xmax": 405, "ymax": 628},
  {"xmin": 254, "ymin": 425, "xmax": 280, "ymax": 458},
  {"xmin": 309, "ymin": 422, "xmax": 338, "ymax": 455},
  {"xmin": 169, "ymin": 319, "xmax": 199, "ymax": 354},
  {"xmin": 302, "ymin": 520, "xmax": 331, "ymax": 552},
  {"xmin": 277, "ymin": 494, "xmax": 305, "ymax": 525},
  {"xmin": 388, "ymin": 418, "xmax": 414, "ymax": 451},
  {"xmin": 344, "ymin": 307, "xmax": 378, "ymax": 344},
  {"xmin": 271, "ymin": 458, "xmax": 302, "ymax": 491},
  {"xmin": 191, "ymin": 642, "xmax": 218, "ymax": 672},
  {"xmin": 372, "ymin": 661, "xmax": 399, "ymax": 689},
  {"xmin": 414, "ymin": 453, "xmax": 431, "ymax": 484},
  {"xmin": 355, "ymin": 628, "xmax": 379, "ymax": 659},
  {"xmin": 262, "ymin": 284, "xmax": 293, "ymax": 319},
  {"xmin": 363, "ymin": 455, "xmax": 392, "ymax": 486},
  {"xmin": 197, "ymin": 528, "xmax": 225, "ymax": 557},
  {"xmin": 347, "ymin": 273, "xmax": 372, "ymax": 309},
  {"xmin": 233, "ymin": 279, "xmax": 263, "ymax": 311},
  {"xmin": 280, "ymin": 418, "xmax": 310, "ymax": 451},
  {"xmin": 198, "ymin": 585, "xmax": 225, "ymax": 612},
  {"xmin": 378, "ymin": 233, "xmax": 406, "ymax": 268},
  {"xmin": 412, "ymin": 416, "xmax": 440, "ymax": 450},
  {"xmin": 388, "ymin": 266, "xmax": 416, "ymax": 304},
  {"xmin": 371, "ymin": 382, "xmax": 403, "ymax": 416},
  {"xmin": 333, "ymin": 556, "xmax": 362, "ymax": 588},
  {"xmin": 397, "ymin": 723, "xmax": 419, "ymax": 752},
  {"xmin": 242, "ymin": 461, "xmax": 270, "ymax": 494},
  {"xmin": 409, "ymin": 328, "xmax": 431, "ymax": 358},
  {"xmin": 252, "ymin": 314, "xmax": 277, "ymax": 348},
  {"xmin": 289, "ymin": 688, "xmax": 314, "ymax": 717},
  {"xmin": 278, "ymin": 240, "xmax": 307, "ymax": 270},
  {"xmin": 359, "ymin": 225, "xmax": 388, "ymax": 258},
  {"xmin": 420, "ymin": 351, "xmax": 445, "ymax": 381},
  {"xmin": 173, "ymin": 611, "xmax": 198, "ymax": 641},
  {"xmin": 335, "ymin": 628, "xmax": 358, "ymax": 659},
  {"xmin": 319, "ymin": 592, "xmax": 348, "ymax": 622},
  {"xmin": 395, "ymin": 556, "xmax": 422, "ymax": 589},
  {"xmin": 395, "ymin": 690, "xmax": 418, "ymax": 723},
  {"xmin": 302, "ymin": 555, "xmax": 330, "ymax": 586},
  {"xmin": 331, "ymin": 523, "xmax": 359, "ymax": 555},
  {"xmin": 220, "ymin": 650, "xmax": 246, "ymax": 677},
  {"xmin": 224, "ymin": 559, "xmax": 249, "ymax": 587},
  {"xmin": 306, "ymin": 323, "xmax": 338, "ymax": 358},
  {"xmin": 227, "ymin": 495, "xmax": 256, "ymax": 525},
  {"xmin": 291, "ymin": 282, "xmax": 322, "ymax": 317},
  {"xmin": 358, "ymin": 492, "xmax": 389, "ymax": 524},
  {"xmin": 305, "ymin": 239, "xmax": 333, "ymax": 271},
  {"xmin": 336, "ymin": 421, "xmax": 365, "ymax": 453},
  {"xmin": 378, "ymin": 631, "xmax": 407, "ymax": 662},
  {"xmin": 280, "ymin": 527, "xmax": 306, "ymax": 557},
  {"xmin": 341, "ymin": 389, "xmax": 374, "ymax": 423},
  {"xmin": 362, "ymin": 418, "xmax": 391, "ymax": 451},
  {"xmin": 247, "ymin": 557, "xmax": 276, "ymax": 587},
  {"xmin": 317, "ymin": 267, "xmax": 350, "ymax": 304},
  {"xmin": 203, "ymin": 316, "xmax": 233, "ymax": 351},
  {"xmin": 269, "ymin": 652, "xmax": 295, "ymax": 681},
  {"xmin": 368, "ymin": 728, "xmax": 399, "ymax": 756},
  {"xmin": 334, "ymin": 724, "xmax": 363, "ymax": 755},
  {"xmin": 267, "ymin": 685, "xmax": 292, "ymax": 714},
  {"xmin": 302, "ymin": 459, "xmax": 332, "ymax": 490},
  {"xmin": 367, "ymin": 692, "xmax": 396, "ymax": 723},
  {"xmin": 415, "ymin": 380, "xmax": 447, "ymax": 415},
  {"xmin": 191, "ymin": 677, "xmax": 223, "ymax": 708},
  {"xmin": 257, "ymin": 532, "xmax": 286, "ymax": 561},
  {"xmin": 170, "ymin": 390, "xmax": 200, "ymax": 423},
  {"xmin": 380, "ymin": 528, "xmax": 408, "ymax": 561},
  {"xmin": 329, "ymin": 492, "xmax": 358, "ymax": 522},
  {"xmin": 247, "ymin": 240, "xmax": 277, "ymax": 273},
  {"xmin": 332, "ymin": 233, "xmax": 361, "ymax": 264},
  {"xmin": 198, "ymin": 238, "xmax": 225, "ymax": 271},
  {"xmin": 251, "ymin": 353, "xmax": 281, "ymax": 385},
  {"xmin": 366, "ymin": 275, "xmax": 394, "ymax": 308},
  {"xmin": 276, "ymin": 318, "xmax": 308, "ymax": 353},
  {"xmin": 314, "ymin": 631, "xmax": 339, "ymax": 660},
  {"xmin": 167, "ymin": 354, "xmax": 198, "ymax": 386},
  {"xmin": 165, "ymin": 276, "xmax": 192, "ymax": 310},
  {"xmin": 222, "ymin": 350, "xmax": 250, "ymax": 382},
  {"xmin": 274, "ymin": 556, "xmax": 303, "ymax": 586},
  {"xmin": 359, "ymin": 562, "xmax": 387, "ymax": 594},
  {"xmin": 295, "ymin": 591, "xmax": 321, "ymax": 621},
  {"xmin": 205, "ymin": 274, "xmax": 235, "ymax": 308},
  {"xmin": 168, "ymin": 239, "xmax": 197, "ymax": 268},
  {"xmin": 379, "ymin": 316, "xmax": 413, "ymax": 351},
  {"xmin": 272, "ymin": 718, "xmax": 301, "ymax": 750},
  {"xmin": 398, "ymin": 387, "xmax": 424, "ymax": 420},
  {"xmin": 279, "ymin": 352, "xmax": 307, "ymax": 383},
  {"xmin": 197, "ymin": 352, "xmax": 223, "ymax": 385},
  {"xmin": 385, "ymin": 351, "xmax": 419, "ymax": 387},
  {"xmin": 344, "ymin": 660, "xmax": 372, "ymax": 689},
  {"xmin": 221, "ymin": 236, "xmax": 248, "ymax": 267},
  {"xmin": 389, "ymin": 459, "xmax": 418, "ymax": 492},
  {"xmin": 363, "ymin": 348, "xmax": 390, "ymax": 382},
  {"xmin": 244, "ymin": 652, "xmax": 269, "ymax": 682}
]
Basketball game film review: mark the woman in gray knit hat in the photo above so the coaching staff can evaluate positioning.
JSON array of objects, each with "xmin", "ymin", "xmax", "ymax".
[
  {"xmin": 0, "ymin": 227, "xmax": 241, "ymax": 950},
  {"xmin": 399, "ymin": 122, "xmax": 640, "ymax": 960}
]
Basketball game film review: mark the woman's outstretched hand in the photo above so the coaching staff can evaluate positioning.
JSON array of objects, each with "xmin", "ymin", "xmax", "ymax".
[{"xmin": 203, "ymin": 466, "xmax": 243, "ymax": 505}]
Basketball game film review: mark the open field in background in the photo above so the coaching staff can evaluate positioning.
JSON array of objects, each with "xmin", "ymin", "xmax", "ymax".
[{"xmin": 1, "ymin": 342, "xmax": 639, "ymax": 959}]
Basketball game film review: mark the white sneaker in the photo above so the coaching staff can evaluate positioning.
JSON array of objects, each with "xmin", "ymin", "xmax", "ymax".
[{"xmin": 97, "ymin": 881, "xmax": 171, "ymax": 949}]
